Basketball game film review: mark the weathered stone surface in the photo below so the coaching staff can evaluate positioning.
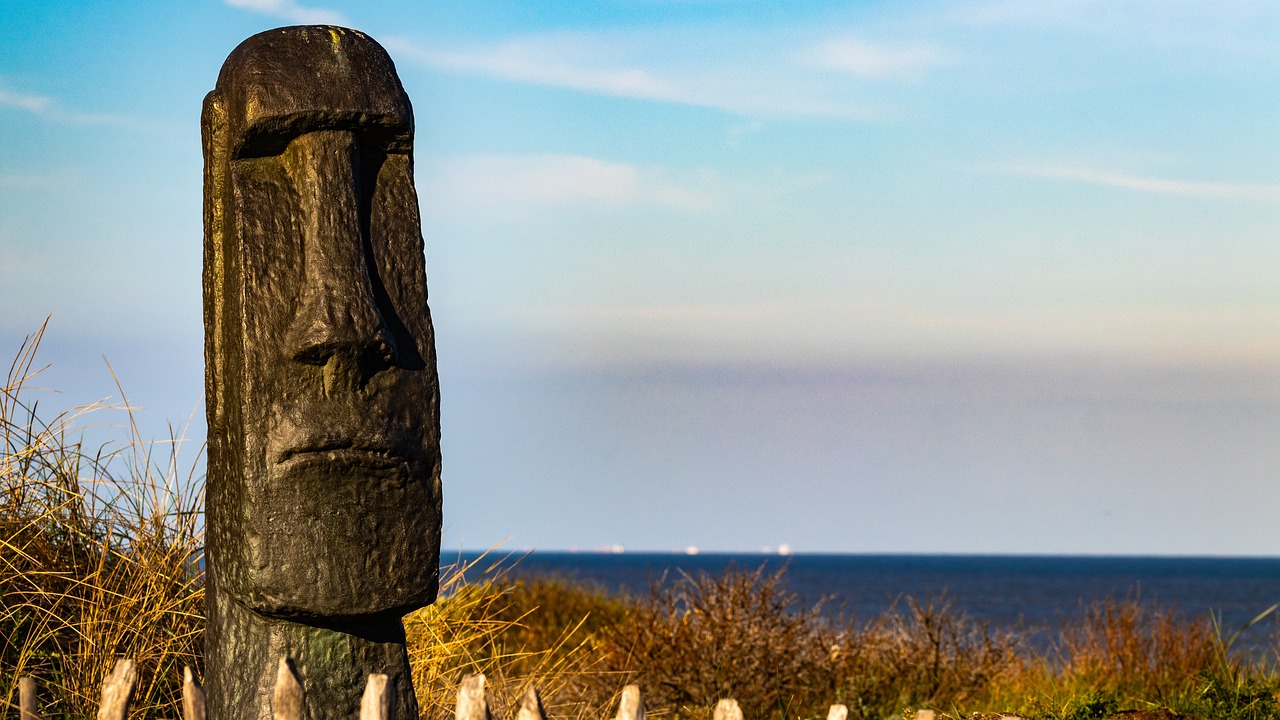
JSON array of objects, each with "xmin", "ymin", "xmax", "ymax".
[{"xmin": 203, "ymin": 25, "xmax": 441, "ymax": 720}]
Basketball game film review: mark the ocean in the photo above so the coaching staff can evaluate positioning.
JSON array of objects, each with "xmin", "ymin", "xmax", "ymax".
[{"xmin": 448, "ymin": 552, "xmax": 1280, "ymax": 654}]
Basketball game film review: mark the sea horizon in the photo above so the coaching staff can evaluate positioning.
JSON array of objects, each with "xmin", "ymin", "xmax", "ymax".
[
  {"xmin": 442, "ymin": 550, "xmax": 1280, "ymax": 654},
  {"xmin": 445, "ymin": 548, "xmax": 1280, "ymax": 559}
]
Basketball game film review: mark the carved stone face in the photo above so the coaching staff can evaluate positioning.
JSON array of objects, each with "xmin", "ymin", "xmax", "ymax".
[{"xmin": 203, "ymin": 26, "xmax": 441, "ymax": 621}]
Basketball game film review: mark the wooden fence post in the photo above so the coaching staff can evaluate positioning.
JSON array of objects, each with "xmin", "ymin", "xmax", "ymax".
[
  {"xmin": 615, "ymin": 685, "xmax": 644, "ymax": 720},
  {"xmin": 456, "ymin": 674, "xmax": 490, "ymax": 720},
  {"xmin": 96, "ymin": 659, "xmax": 136, "ymax": 720},
  {"xmin": 515, "ymin": 686, "xmax": 546, "ymax": 720},
  {"xmin": 273, "ymin": 658, "xmax": 304, "ymax": 720},
  {"xmin": 360, "ymin": 674, "xmax": 394, "ymax": 720},
  {"xmin": 183, "ymin": 667, "xmax": 207, "ymax": 720},
  {"xmin": 19, "ymin": 676, "xmax": 39, "ymax": 720},
  {"xmin": 827, "ymin": 704, "xmax": 849, "ymax": 720},
  {"xmin": 713, "ymin": 699, "xmax": 742, "ymax": 720}
]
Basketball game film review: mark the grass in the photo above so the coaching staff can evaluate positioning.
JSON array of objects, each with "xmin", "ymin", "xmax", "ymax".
[
  {"xmin": 1, "ymin": 320, "xmax": 203, "ymax": 720},
  {"xmin": 405, "ymin": 554, "xmax": 614, "ymax": 720},
  {"xmin": 5, "ymin": 324, "xmax": 1280, "ymax": 720}
]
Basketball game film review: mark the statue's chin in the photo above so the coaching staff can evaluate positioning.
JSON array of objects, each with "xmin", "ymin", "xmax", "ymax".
[{"xmin": 227, "ymin": 454, "xmax": 439, "ymax": 619}]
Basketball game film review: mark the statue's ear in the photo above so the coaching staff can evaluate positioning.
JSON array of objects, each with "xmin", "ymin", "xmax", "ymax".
[
  {"xmin": 202, "ymin": 90, "xmax": 229, "ymax": 429},
  {"xmin": 202, "ymin": 91, "xmax": 227, "ymax": 164}
]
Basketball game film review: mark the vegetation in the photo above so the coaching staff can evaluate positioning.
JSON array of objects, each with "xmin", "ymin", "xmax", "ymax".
[
  {"xmin": 1, "ymin": 322, "xmax": 203, "ymax": 720},
  {"xmin": 5, "ymin": 326, "xmax": 1280, "ymax": 720},
  {"xmin": 482, "ymin": 568, "xmax": 1280, "ymax": 720}
]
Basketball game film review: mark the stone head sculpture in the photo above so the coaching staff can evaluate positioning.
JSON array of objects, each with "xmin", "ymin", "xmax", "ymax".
[{"xmin": 203, "ymin": 25, "xmax": 440, "ymax": 720}]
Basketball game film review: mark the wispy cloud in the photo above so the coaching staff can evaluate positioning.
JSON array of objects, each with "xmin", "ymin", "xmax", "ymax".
[
  {"xmin": 960, "ymin": 0, "xmax": 1279, "ymax": 55},
  {"xmin": 383, "ymin": 28, "xmax": 942, "ymax": 120},
  {"xmin": 0, "ymin": 87, "xmax": 53, "ymax": 113},
  {"xmin": 223, "ymin": 0, "xmax": 346, "ymax": 25},
  {"xmin": 420, "ymin": 153, "xmax": 720, "ymax": 223},
  {"xmin": 998, "ymin": 164, "xmax": 1280, "ymax": 201},
  {"xmin": 798, "ymin": 36, "xmax": 947, "ymax": 80},
  {"xmin": 0, "ymin": 82, "xmax": 167, "ymax": 130},
  {"xmin": 417, "ymin": 42, "xmax": 678, "ymax": 100}
]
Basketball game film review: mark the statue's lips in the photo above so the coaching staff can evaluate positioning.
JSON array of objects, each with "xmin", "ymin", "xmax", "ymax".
[{"xmin": 273, "ymin": 442, "xmax": 410, "ymax": 471}]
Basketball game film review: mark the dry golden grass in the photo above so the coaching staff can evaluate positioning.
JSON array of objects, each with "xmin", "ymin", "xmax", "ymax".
[
  {"xmin": 1, "ymin": 321, "xmax": 204, "ymax": 720},
  {"xmin": 1055, "ymin": 597, "xmax": 1221, "ymax": 697},
  {"xmin": 989, "ymin": 597, "xmax": 1251, "ymax": 720},
  {"xmin": 406, "ymin": 553, "xmax": 615, "ymax": 720}
]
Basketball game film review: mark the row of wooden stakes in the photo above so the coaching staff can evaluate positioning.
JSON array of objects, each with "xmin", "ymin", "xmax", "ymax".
[{"xmin": 14, "ymin": 659, "xmax": 919, "ymax": 720}]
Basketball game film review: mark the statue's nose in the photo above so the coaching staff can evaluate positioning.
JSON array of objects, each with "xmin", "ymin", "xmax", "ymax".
[{"xmin": 283, "ymin": 130, "xmax": 396, "ymax": 376}]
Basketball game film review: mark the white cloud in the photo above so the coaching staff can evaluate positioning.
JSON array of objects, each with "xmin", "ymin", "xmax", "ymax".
[
  {"xmin": 799, "ymin": 36, "xmax": 947, "ymax": 80},
  {"xmin": 998, "ymin": 164, "xmax": 1280, "ymax": 201},
  {"xmin": 223, "ymin": 0, "xmax": 346, "ymax": 25},
  {"xmin": 382, "ymin": 28, "xmax": 931, "ymax": 120},
  {"xmin": 0, "ymin": 87, "xmax": 53, "ymax": 113},
  {"xmin": 419, "ymin": 43, "xmax": 677, "ymax": 100},
  {"xmin": 960, "ymin": 0, "xmax": 1279, "ymax": 54},
  {"xmin": 0, "ymin": 81, "xmax": 167, "ymax": 130},
  {"xmin": 421, "ymin": 154, "xmax": 720, "ymax": 222}
]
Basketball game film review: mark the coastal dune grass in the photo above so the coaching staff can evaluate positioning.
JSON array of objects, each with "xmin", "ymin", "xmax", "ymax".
[
  {"xmin": 1, "ymin": 322, "xmax": 204, "ymax": 720},
  {"xmin": 405, "ymin": 554, "xmax": 613, "ymax": 720},
  {"xmin": 4, "ymin": 327, "xmax": 1280, "ymax": 720}
]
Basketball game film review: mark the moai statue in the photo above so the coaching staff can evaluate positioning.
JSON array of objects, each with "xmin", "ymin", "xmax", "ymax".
[{"xmin": 202, "ymin": 26, "xmax": 442, "ymax": 720}]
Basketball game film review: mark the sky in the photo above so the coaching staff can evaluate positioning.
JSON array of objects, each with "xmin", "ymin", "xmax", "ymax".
[{"xmin": 3, "ymin": 0, "xmax": 1279, "ymax": 555}]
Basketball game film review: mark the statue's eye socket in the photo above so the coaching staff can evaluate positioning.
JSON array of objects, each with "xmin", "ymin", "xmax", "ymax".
[
  {"xmin": 234, "ymin": 132, "xmax": 292, "ymax": 159},
  {"xmin": 234, "ymin": 124, "xmax": 410, "ymax": 160}
]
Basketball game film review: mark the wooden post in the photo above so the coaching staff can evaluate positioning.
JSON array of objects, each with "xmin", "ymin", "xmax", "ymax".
[
  {"xmin": 19, "ymin": 676, "xmax": 39, "ymax": 720},
  {"xmin": 456, "ymin": 674, "xmax": 490, "ymax": 720},
  {"xmin": 183, "ymin": 667, "xmax": 207, "ymax": 720},
  {"xmin": 515, "ymin": 686, "xmax": 546, "ymax": 720},
  {"xmin": 273, "ymin": 658, "xmax": 305, "ymax": 720},
  {"xmin": 827, "ymin": 704, "xmax": 849, "ymax": 720},
  {"xmin": 616, "ymin": 685, "xmax": 644, "ymax": 720},
  {"xmin": 917, "ymin": 710, "xmax": 936, "ymax": 720},
  {"xmin": 96, "ymin": 659, "xmax": 137, "ymax": 720},
  {"xmin": 361, "ymin": 674, "xmax": 394, "ymax": 720},
  {"xmin": 713, "ymin": 699, "xmax": 742, "ymax": 720}
]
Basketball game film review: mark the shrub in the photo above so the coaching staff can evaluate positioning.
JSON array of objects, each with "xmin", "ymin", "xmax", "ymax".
[{"xmin": 587, "ymin": 565, "xmax": 841, "ymax": 719}]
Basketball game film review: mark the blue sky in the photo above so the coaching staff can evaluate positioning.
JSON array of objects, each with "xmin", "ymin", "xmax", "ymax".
[{"xmin": 3, "ymin": 0, "xmax": 1279, "ymax": 554}]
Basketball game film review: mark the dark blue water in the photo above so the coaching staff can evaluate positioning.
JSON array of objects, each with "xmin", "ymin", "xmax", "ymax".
[{"xmin": 446, "ymin": 552, "xmax": 1280, "ymax": 655}]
